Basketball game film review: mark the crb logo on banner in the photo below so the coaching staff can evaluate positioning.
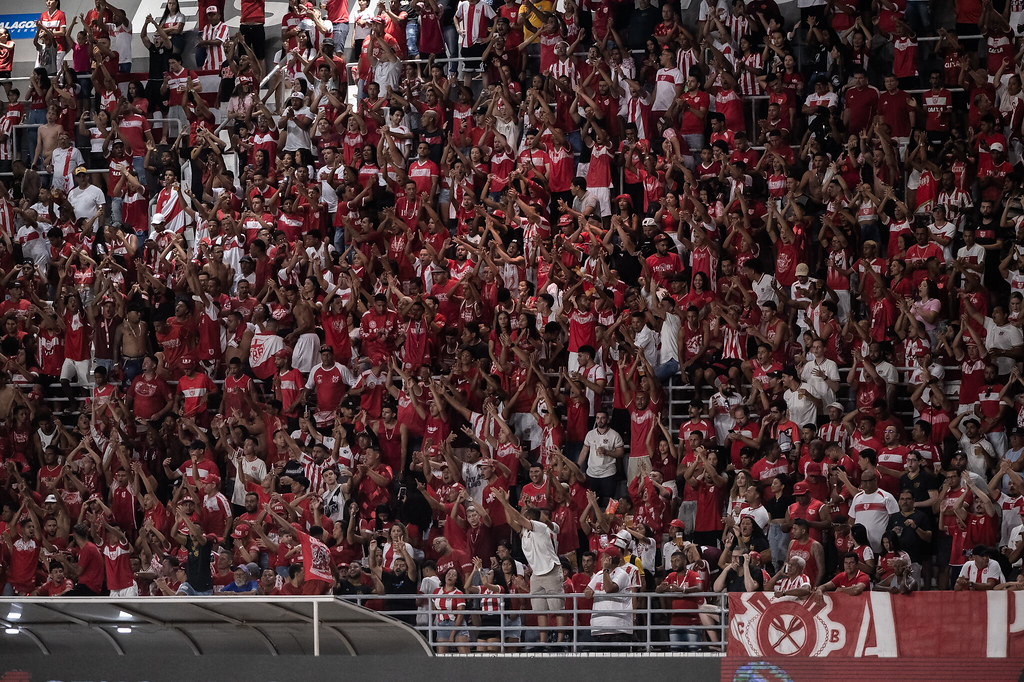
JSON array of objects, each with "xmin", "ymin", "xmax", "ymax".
[
  {"xmin": 0, "ymin": 14, "xmax": 42, "ymax": 40},
  {"xmin": 729, "ymin": 592, "xmax": 902, "ymax": 658},
  {"xmin": 730, "ymin": 592, "xmax": 849, "ymax": 657},
  {"xmin": 729, "ymin": 592, "xmax": 1024, "ymax": 659}
]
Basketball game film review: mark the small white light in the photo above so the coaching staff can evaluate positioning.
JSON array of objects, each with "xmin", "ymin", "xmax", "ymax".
[
  {"xmin": 116, "ymin": 626, "xmax": 132, "ymax": 634},
  {"xmin": 5, "ymin": 628, "xmax": 19, "ymax": 635},
  {"xmin": 6, "ymin": 612, "xmax": 21, "ymax": 621},
  {"xmin": 117, "ymin": 611, "xmax": 132, "ymax": 620}
]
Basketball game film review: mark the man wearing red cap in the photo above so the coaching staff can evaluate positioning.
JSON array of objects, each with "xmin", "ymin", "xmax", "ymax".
[
  {"xmin": 645, "ymin": 233, "xmax": 683, "ymax": 289},
  {"xmin": 199, "ymin": 474, "xmax": 232, "ymax": 541},
  {"xmin": 784, "ymin": 480, "xmax": 830, "ymax": 543}
]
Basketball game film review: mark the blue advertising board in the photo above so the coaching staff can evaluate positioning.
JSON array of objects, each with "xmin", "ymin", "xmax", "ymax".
[{"xmin": 0, "ymin": 14, "xmax": 42, "ymax": 40}]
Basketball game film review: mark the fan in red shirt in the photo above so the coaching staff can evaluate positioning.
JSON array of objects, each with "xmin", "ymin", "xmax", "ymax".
[
  {"xmin": 127, "ymin": 356, "xmax": 174, "ymax": 423},
  {"xmin": 816, "ymin": 553, "xmax": 871, "ymax": 595},
  {"xmin": 351, "ymin": 446, "xmax": 393, "ymax": 517},
  {"xmin": 2, "ymin": 510, "xmax": 43, "ymax": 595},
  {"xmin": 174, "ymin": 358, "xmax": 218, "ymax": 424},
  {"xmin": 657, "ymin": 548, "xmax": 707, "ymax": 644},
  {"xmin": 100, "ymin": 521, "xmax": 138, "ymax": 595}
]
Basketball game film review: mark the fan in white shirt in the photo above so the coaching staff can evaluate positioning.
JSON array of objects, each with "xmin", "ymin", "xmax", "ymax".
[{"xmin": 956, "ymin": 548, "xmax": 1005, "ymax": 590}]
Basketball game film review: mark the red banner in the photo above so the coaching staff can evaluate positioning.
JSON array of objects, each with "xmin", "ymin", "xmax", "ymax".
[{"xmin": 727, "ymin": 591, "xmax": 1024, "ymax": 658}]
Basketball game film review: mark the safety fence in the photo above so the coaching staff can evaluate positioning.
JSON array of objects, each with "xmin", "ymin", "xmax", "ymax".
[{"xmin": 334, "ymin": 590, "xmax": 729, "ymax": 654}]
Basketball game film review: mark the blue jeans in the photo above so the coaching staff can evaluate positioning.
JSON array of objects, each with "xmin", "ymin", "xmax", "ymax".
[
  {"xmin": 406, "ymin": 19, "xmax": 420, "ymax": 57},
  {"xmin": 333, "ymin": 225, "xmax": 346, "ymax": 255},
  {"xmin": 26, "ymin": 108, "xmax": 47, "ymax": 164},
  {"xmin": 177, "ymin": 583, "xmax": 213, "ymax": 596},
  {"xmin": 654, "ymin": 358, "xmax": 679, "ymax": 382},
  {"xmin": 669, "ymin": 628, "xmax": 699, "ymax": 649},
  {"xmin": 333, "ymin": 21, "xmax": 351, "ymax": 56},
  {"xmin": 122, "ymin": 356, "xmax": 144, "ymax": 386},
  {"xmin": 443, "ymin": 25, "xmax": 459, "ymax": 72},
  {"xmin": 567, "ymin": 130, "xmax": 583, "ymax": 156},
  {"xmin": 905, "ymin": 1, "xmax": 931, "ymax": 33}
]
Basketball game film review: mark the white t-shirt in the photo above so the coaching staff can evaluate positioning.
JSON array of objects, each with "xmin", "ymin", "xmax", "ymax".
[
  {"xmin": 652, "ymin": 67, "xmax": 684, "ymax": 111},
  {"xmin": 784, "ymin": 388, "xmax": 818, "ymax": 428},
  {"xmin": 740, "ymin": 504, "xmax": 770, "ymax": 534},
  {"xmin": 67, "ymin": 184, "xmax": 106, "ymax": 221},
  {"xmin": 1008, "ymin": 525, "xmax": 1024, "ymax": 568},
  {"xmin": 587, "ymin": 567, "xmax": 633, "ymax": 635},
  {"xmin": 281, "ymin": 106, "xmax": 314, "ymax": 152},
  {"xmin": 959, "ymin": 436, "xmax": 996, "ymax": 480},
  {"xmin": 583, "ymin": 427, "xmax": 624, "ymax": 479},
  {"xmin": 849, "ymin": 489, "xmax": 900, "ymax": 552},
  {"xmin": 961, "ymin": 558, "xmax": 1005, "ymax": 586},
  {"xmin": 752, "ymin": 274, "xmax": 779, "ymax": 306},
  {"xmin": 984, "ymin": 318, "xmax": 1024, "ymax": 375},
  {"xmin": 659, "ymin": 311, "xmax": 681, "ymax": 365},
  {"xmin": 521, "ymin": 520, "xmax": 560, "ymax": 576},
  {"xmin": 417, "ymin": 575, "xmax": 442, "ymax": 626},
  {"xmin": 232, "ymin": 455, "xmax": 268, "ymax": 505},
  {"xmin": 929, "ymin": 220, "xmax": 956, "ymax": 260},
  {"xmin": 801, "ymin": 358, "xmax": 839, "ymax": 405}
]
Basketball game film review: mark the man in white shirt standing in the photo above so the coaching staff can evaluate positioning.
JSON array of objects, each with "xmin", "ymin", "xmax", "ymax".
[
  {"xmin": 49, "ymin": 131, "xmax": 83, "ymax": 194},
  {"xmin": 651, "ymin": 48, "xmax": 684, "ymax": 121},
  {"xmin": 847, "ymin": 469, "xmax": 899, "ymax": 552},
  {"xmin": 801, "ymin": 337, "xmax": 840, "ymax": 406},
  {"xmin": 579, "ymin": 411, "xmax": 624, "ymax": 501},
  {"xmin": 495, "ymin": 489, "xmax": 565, "ymax": 644},
  {"xmin": 981, "ymin": 305, "xmax": 1024, "ymax": 377},
  {"xmin": 66, "ymin": 166, "xmax": 105, "ymax": 221},
  {"xmin": 649, "ymin": 294, "xmax": 682, "ymax": 382},
  {"xmin": 584, "ymin": 546, "xmax": 633, "ymax": 650}
]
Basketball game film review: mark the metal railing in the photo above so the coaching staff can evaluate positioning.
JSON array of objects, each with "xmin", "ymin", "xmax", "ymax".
[
  {"xmin": 335, "ymin": 591, "xmax": 729, "ymax": 654},
  {"xmin": 8, "ymin": 117, "xmax": 182, "ymax": 175}
]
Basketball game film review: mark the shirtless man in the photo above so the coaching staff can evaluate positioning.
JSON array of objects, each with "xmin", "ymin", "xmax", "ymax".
[
  {"xmin": 0, "ymin": 370, "xmax": 28, "ymax": 423},
  {"xmin": 32, "ymin": 106, "xmax": 63, "ymax": 171},
  {"xmin": 287, "ymin": 291, "xmax": 318, "ymax": 374},
  {"xmin": 115, "ymin": 306, "xmax": 149, "ymax": 384}
]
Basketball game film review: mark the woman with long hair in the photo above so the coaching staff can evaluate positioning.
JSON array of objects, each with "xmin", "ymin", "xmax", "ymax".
[
  {"xmin": 158, "ymin": 0, "xmax": 186, "ymax": 54},
  {"xmin": 850, "ymin": 523, "xmax": 876, "ymax": 579},
  {"xmin": 432, "ymin": 567, "xmax": 470, "ymax": 653}
]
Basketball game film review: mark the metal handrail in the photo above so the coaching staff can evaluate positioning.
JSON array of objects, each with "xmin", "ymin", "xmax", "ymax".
[{"xmin": 333, "ymin": 590, "xmax": 729, "ymax": 653}]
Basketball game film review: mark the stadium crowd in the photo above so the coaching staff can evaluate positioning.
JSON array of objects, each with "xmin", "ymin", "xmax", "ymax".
[{"xmin": 1, "ymin": 0, "xmax": 1024, "ymax": 652}]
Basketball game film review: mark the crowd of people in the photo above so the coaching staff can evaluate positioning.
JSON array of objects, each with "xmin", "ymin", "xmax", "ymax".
[{"xmin": 1, "ymin": 0, "xmax": 1024, "ymax": 654}]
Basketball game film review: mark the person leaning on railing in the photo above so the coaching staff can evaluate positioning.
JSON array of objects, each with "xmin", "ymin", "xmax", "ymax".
[{"xmin": 656, "ymin": 547, "xmax": 706, "ymax": 648}]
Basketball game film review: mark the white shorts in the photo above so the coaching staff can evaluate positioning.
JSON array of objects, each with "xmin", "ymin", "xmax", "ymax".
[
  {"xmin": 60, "ymin": 358, "xmax": 91, "ymax": 383},
  {"xmin": 109, "ymin": 583, "xmax": 139, "ymax": 597},
  {"xmin": 627, "ymin": 455, "xmax": 652, "ymax": 484},
  {"xmin": 591, "ymin": 186, "xmax": 611, "ymax": 217},
  {"xmin": 835, "ymin": 290, "xmax": 851, "ymax": 324},
  {"xmin": 568, "ymin": 352, "xmax": 580, "ymax": 373},
  {"xmin": 292, "ymin": 332, "xmax": 320, "ymax": 374},
  {"xmin": 510, "ymin": 412, "xmax": 542, "ymax": 452}
]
